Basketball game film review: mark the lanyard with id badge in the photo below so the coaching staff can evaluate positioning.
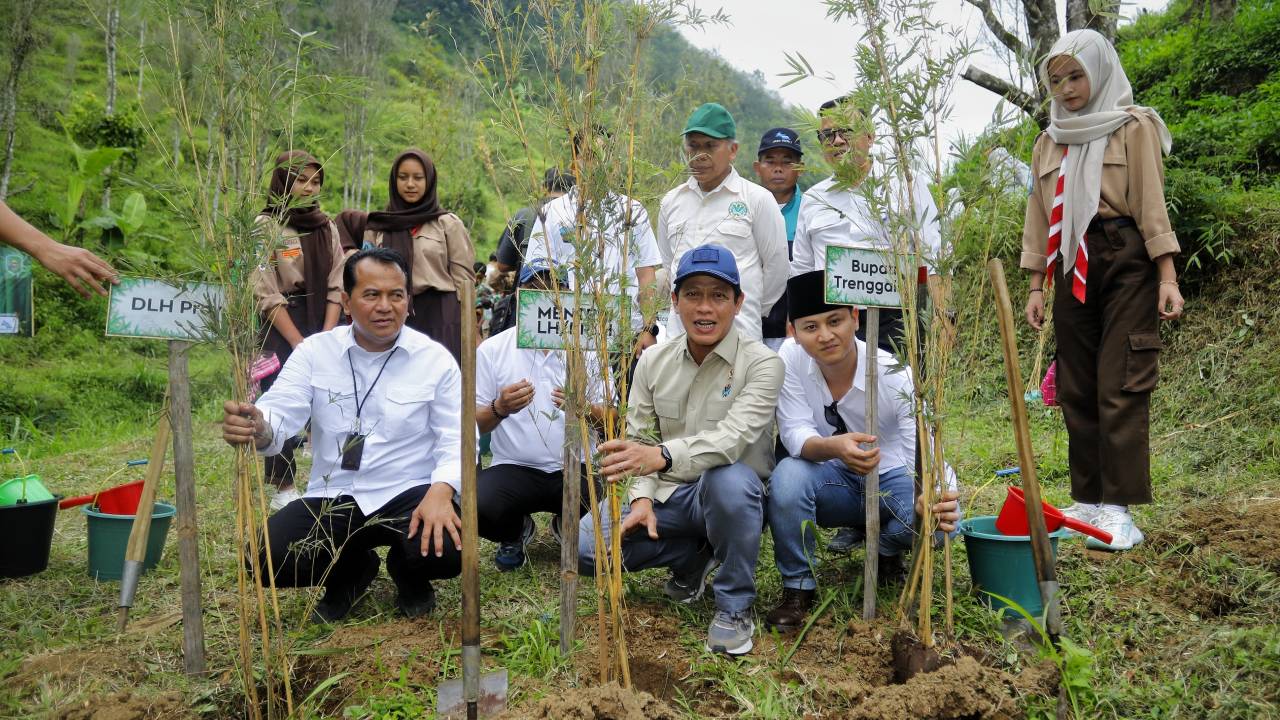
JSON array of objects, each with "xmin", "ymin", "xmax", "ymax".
[{"xmin": 342, "ymin": 346, "xmax": 398, "ymax": 471}]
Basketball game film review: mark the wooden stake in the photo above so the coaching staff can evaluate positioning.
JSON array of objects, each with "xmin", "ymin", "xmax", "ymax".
[
  {"xmin": 459, "ymin": 278, "xmax": 481, "ymax": 720},
  {"xmin": 987, "ymin": 260, "xmax": 1061, "ymax": 638},
  {"xmin": 863, "ymin": 307, "xmax": 881, "ymax": 620},
  {"xmin": 559, "ymin": 370, "xmax": 582, "ymax": 657},
  {"xmin": 116, "ymin": 403, "xmax": 170, "ymax": 633},
  {"xmin": 168, "ymin": 340, "xmax": 205, "ymax": 675}
]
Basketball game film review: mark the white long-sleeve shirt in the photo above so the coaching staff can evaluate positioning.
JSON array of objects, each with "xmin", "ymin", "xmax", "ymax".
[
  {"xmin": 656, "ymin": 167, "xmax": 788, "ymax": 340},
  {"xmin": 475, "ymin": 327, "xmax": 606, "ymax": 473},
  {"xmin": 255, "ymin": 325, "xmax": 464, "ymax": 514},
  {"xmin": 790, "ymin": 174, "xmax": 942, "ymax": 276},
  {"xmin": 525, "ymin": 190, "xmax": 662, "ymax": 329},
  {"xmin": 775, "ymin": 337, "xmax": 916, "ymax": 474}
]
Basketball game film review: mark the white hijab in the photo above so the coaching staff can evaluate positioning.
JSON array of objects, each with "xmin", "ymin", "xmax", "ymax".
[{"xmin": 1040, "ymin": 30, "xmax": 1172, "ymax": 273}]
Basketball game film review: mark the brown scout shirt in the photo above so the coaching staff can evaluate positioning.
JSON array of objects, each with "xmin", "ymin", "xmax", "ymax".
[
  {"xmin": 356, "ymin": 213, "xmax": 475, "ymax": 298},
  {"xmin": 1020, "ymin": 111, "xmax": 1180, "ymax": 273},
  {"xmin": 250, "ymin": 215, "xmax": 345, "ymax": 315}
]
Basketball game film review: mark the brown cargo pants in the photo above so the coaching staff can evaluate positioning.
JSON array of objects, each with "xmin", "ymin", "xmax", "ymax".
[{"xmin": 1053, "ymin": 217, "xmax": 1161, "ymax": 506}]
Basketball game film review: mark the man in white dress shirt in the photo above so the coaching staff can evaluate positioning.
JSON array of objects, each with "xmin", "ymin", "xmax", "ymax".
[
  {"xmin": 222, "ymin": 248, "xmax": 464, "ymax": 624},
  {"xmin": 525, "ymin": 130, "xmax": 663, "ymax": 349},
  {"xmin": 763, "ymin": 271, "xmax": 959, "ymax": 634},
  {"xmin": 789, "ymin": 95, "xmax": 944, "ymax": 354},
  {"xmin": 475, "ymin": 260, "xmax": 608, "ymax": 570},
  {"xmin": 655, "ymin": 103, "xmax": 789, "ymax": 341}
]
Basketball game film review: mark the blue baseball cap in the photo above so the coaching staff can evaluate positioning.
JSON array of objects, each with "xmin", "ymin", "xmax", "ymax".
[
  {"xmin": 757, "ymin": 127, "xmax": 802, "ymax": 157},
  {"xmin": 518, "ymin": 258, "xmax": 560, "ymax": 285},
  {"xmin": 673, "ymin": 244, "xmax": 740, "ymax": 289}
]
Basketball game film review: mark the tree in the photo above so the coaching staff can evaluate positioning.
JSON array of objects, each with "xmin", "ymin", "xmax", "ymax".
[
  {"xmin": 0, "ymin": 0, "xmax": 46, "ymax": 201},
  {"xmin": 328, "ymin": 0, "xmax": 396, "ymax": 210},
  {"xmin": 961, "ymin": 0, "xmax": 1121, "ymax": 127}
]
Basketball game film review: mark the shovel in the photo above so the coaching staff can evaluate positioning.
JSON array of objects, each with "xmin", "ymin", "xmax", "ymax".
[
  {"xmin": 437, "ymin": 276, "xmax": 508, "ymax": 719},
  {"xmin": 995, "ymin": 486, "xmax": 1113, "ymax": 545}
]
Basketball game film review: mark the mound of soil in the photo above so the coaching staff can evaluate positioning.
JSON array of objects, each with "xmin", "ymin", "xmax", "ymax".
[
  {"xmin": 293, "ymin": 616, "xmax": 457, "ymax": 708},
  {"xmin": 510, "ymin": 681, "xmax": 679, "ymax": 720},
  {"xmin": 849, "ymin": 656, "xmax": 1026, "ymax": 720},
  {"xmin": 1147, "ymin": 496, "xmax": 1280, "ymax": 573},
  {"xmin": 53, "ymin": 690, "xmax": 188, "ymax": 720}
]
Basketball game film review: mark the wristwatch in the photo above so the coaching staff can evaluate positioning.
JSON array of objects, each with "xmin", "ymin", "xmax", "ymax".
[{"xmin": 658, "ymin": 444, "xmax": 672, "ymax": 473}]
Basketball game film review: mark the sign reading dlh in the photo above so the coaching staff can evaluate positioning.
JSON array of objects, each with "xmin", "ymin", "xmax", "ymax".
[
  {"xmin": 106, "ymin": 276, "xmax": 224, "ymax": 341},
  {"xmin": 824, "ymin": 245, "xmax": 914, "ymax": 309},
  {"xmin": 515, "ymin": 289, "xmax": 627, "ymax": 351}
]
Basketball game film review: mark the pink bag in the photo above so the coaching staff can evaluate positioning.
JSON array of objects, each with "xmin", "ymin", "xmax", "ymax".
[
  {"xmin": 247, "ymin": 353, "xmax": 281, "ymax": 401},
  {"xmin": 1040, "ymin": 359, "xmax": 1057, "ymax": 407}
]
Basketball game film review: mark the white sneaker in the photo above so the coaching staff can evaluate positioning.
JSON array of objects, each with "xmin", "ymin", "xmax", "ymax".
[
  {"xmin": 1060, "ymin": 502, "xmax": 1101, "ymax": 535},
  {"xmin": 270, "ymin": 486, "xmax": 301, "ymax": 512},
  {"xmin": 1085, "ymin": 505, "xmax": 1144, "ymax": 551}
]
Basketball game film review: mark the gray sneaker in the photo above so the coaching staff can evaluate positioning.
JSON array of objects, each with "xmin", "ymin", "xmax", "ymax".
[
  {"xmin": 706, "ymin": 610, "xmax": 754, "ymax": 655},
  {"xmin": 663, "ymin": 552, "xmax": 718, "ymax": 604},
  {"xmin": 827, "ymin": 527, "xmax": 861, "ymax": 553}
]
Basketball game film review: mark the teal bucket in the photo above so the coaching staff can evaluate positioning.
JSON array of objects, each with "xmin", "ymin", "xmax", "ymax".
[
  {"xmin": 960, "ymin": 515, "xmax": 1070, "ymax": 619},
  {"xmin": 83, "ymin": 502, "xmax": 175, "ymax": 581}
]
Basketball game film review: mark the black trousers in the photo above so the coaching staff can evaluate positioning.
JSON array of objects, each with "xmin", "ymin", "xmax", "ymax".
[
  {"xmin": 1053, "ymin": 218, "xmax": 1159, "ymax": 506},
  {"xmin": 258, "ymin": 485, "xmax": 461, "ymax": 594},
  {"xmin": 476, "ymin": 463, "xmax": 593, "ymax": 543}
]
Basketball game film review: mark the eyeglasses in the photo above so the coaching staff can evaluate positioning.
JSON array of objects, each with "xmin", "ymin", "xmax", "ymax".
[
  {"xmin": 823, "ymin": 401, "xmax": 848, "ymax": 436},
  {"xmin": 816, "ymin": 128, "xmax": 854, "ymax": 144}
]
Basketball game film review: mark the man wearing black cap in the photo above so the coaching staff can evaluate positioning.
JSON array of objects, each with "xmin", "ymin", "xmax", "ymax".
[
  {"xmin": 578, "ymin": 243, "xmax": 783, "ymax": 656},
  {"xmin": 763, "ymin": 270, "xmax": 960, "ymax": 634},
  {"xmin": 753, "ymin": 127, "xmax": 805, "ymax": 352}
]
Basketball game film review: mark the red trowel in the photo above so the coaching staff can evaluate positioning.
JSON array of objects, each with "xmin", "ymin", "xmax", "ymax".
[{"xmin": 995, "ymin": 486, "xmax": 1113, "ymax": 545}]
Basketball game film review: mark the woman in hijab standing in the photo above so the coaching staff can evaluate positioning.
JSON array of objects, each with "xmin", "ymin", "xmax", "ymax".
[
  {"xmin": 1021, "ymin": 30, "xmax": 1185, "ymax": 551},
  {"xmin": 336, "ymin": 148, "xmax": 474, "ymax": 361},
  {"xmin": 252, "ymin": 150, "xmax": 346, "ymax": 509}
]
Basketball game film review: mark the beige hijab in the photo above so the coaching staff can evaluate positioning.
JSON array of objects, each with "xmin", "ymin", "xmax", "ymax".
[{"xmin": 1040, "ymin": 30, "xmax": 1172, "ymax": 274}]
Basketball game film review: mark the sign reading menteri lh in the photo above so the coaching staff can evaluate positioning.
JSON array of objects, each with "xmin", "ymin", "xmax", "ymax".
[
  {"xmin": 515, "ymin": 288, "xmax": 627, "ymax": 351},
  {"xmin": 824, "ymin": 245, "xmax": 915, "ymax": 309},
  {"xmin": 106, "ymin": 276, "xmax": 224, "ymax": 341}
]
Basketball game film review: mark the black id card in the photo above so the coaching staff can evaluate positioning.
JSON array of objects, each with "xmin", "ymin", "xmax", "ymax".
[{"xmin": 341, "ymin": 433, "xmax": 366, "ymax": 471}]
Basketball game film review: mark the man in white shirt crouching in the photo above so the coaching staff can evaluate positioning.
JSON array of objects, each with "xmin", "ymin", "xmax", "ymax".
[
  {"xmin": 764, "ymin": 270, "xmax": 959, "ymax": 634},
  {"xmin": 222, "ymin": 247, "xmax": 464, "ymax": 624},
  {"xmin": 475, "ymin": 259, "xmax": 609, "ymax": 571}
]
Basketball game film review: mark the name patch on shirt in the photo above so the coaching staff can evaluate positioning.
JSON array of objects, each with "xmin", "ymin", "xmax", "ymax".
[{"xmin": 281, "ymin": 247, "xmax": 303, "ymax": 260}]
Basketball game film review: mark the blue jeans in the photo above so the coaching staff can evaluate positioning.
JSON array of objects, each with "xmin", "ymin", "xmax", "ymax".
[
  {"xmin": 578, "ymin": 462, "xmax": 764, "ymax": 614},
  {"xmin": 768, "ymin": 457, "xmax": 915, "ymax": 591}
]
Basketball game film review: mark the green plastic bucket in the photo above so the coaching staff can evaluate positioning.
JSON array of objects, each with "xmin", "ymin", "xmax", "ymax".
[
  {"xmin": 83, "ymin": 501, "xmax": 175, "ymax": 581},
  {"xmin": 0, "ymin": 475, "xmax": 55, "ymax": 506},
  {"xmin": 960, "ymin": 515, "xmax": 1070, "ymax": 619}
]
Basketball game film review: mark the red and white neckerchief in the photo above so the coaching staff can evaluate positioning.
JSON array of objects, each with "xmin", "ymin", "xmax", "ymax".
[{"xmin": 1044, "ymin": 147, "xmax": 1088, "ymax": 304}]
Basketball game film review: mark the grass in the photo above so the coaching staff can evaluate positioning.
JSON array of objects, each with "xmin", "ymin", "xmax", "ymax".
[{"xmin": 0, "ymin": 249, "xmax": 1276, "ymax": 718}]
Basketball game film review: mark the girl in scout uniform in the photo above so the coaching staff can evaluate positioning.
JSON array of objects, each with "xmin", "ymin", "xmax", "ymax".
[
  {"xmin": 336, "ymin": 148, "xmax": 475, "ymax": 362},
  {"xmin": 1021, "ymin": 30, "xmax": 1185, "ymax": 551},
  {"xmin": 252, "ymin": 150, "xmax": 346, "ymax": 509}
]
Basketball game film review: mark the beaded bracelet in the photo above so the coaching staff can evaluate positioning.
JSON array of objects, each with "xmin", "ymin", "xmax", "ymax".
[{"xmin": 491, "ymin": 398, "xmax": 508, "ymax": 419}]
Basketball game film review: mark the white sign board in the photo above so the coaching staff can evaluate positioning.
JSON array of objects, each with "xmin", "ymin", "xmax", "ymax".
[
  {"xmin": 514, "ymin": 289, "xmax": 627, "ymax": 351},
  {"xmin": 824, "ymin": 245, "xmax": 915, "ymax": 309},
  {"xmin": 106, "ymin": 276, "xmax": 224, "ymax": 341}
]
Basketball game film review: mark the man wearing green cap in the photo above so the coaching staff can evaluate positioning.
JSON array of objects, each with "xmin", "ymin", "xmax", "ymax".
[{"xmin": 656, "ymin": 103, "xmax": 788, "ymax": 342}]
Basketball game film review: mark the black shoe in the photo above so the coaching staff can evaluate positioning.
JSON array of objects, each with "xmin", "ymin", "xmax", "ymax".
[
  {"xmin": 764, "ymin": 587, "xmax": 815, "ymax": 634},
  {"xmin": 310, "ymin": 550, "xmax": 379, "ymax": 624},
  {"xmin": 494, "ymin": 515, "xmax": 535, "ymax": 571},
  {"xmin": 876, "ymin": 553, "xmax": 907, "ymax": 587},
  {"xmin": 396, "ymin": 580, "xmax": 437, "ymax": 619},
  {"xmin": 386, "ymin": 548, "xmax": 438, "ymax": 618}
]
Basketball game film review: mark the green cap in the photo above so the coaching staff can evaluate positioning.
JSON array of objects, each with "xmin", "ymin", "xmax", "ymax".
[{"xmin": 683, "ymin": 103, "xmax": 736, "ymax": 140}]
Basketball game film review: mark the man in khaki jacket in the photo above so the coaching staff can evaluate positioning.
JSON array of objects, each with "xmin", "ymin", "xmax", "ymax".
[{"xmin": 577, "ymin": 243, "xmax": 783, "ymax": 657}]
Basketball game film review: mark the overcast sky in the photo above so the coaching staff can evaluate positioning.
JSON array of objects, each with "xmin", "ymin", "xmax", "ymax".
[{"xmin": 678, "ymin": 0, "xmax": 1171, "ymax": 150}]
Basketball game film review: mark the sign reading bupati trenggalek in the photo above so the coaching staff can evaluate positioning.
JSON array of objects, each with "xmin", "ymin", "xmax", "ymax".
[
  {"xmin": 823, "ymin": 245, "xmax": 914, "ymax": 309},
  {"xmin": 106, "ymin": 276, "xmax": 224, "ymax": 341},
  {"xmin": 514, "ymin": 288, "xmax": 627, "ymax": 351}
]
